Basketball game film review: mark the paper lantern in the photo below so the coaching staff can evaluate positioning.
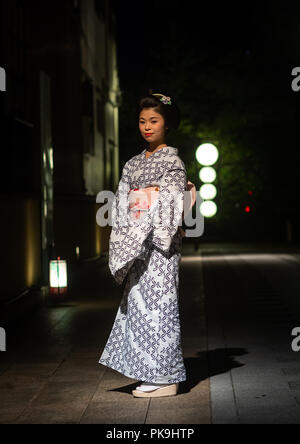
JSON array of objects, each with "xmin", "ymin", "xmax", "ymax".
[{"xmin": 49, "ymin": 257, "xmax": 68, "ymax": 296}]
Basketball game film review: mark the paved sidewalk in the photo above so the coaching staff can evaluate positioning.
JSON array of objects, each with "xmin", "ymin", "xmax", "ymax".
[
  {"xmin": 201, "ymin": 245, "xmax": 300, "ymax": 424},
  {"xmin": 2, "ymin": 241, "xmax": 300, "ymax": 424},
  {"xmin": 0, "ymin": 246, "xmax": 211, "ymax": 424}
]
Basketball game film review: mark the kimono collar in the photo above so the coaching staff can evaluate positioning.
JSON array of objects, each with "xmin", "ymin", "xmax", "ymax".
[{"xmin": 141, "ymin": 146, "xmax": 178, "ymax": 157}]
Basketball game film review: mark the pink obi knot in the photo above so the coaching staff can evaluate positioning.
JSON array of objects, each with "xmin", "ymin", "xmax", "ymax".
[{"xmin": 128, "ymin": 186, "xmax": 160, "ymax": 220}]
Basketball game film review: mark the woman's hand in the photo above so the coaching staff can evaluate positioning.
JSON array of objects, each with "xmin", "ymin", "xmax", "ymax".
[
  {"xmin": 179, "ymin": 227, "xmax": 186, "ymax": 238},
  {"xmin": 187, "ymin": 181, "xmax": 196, "ymax": 208},
  {"xmin": 182, "ymin": 180, "xmax": 196, "ymax": 221}
]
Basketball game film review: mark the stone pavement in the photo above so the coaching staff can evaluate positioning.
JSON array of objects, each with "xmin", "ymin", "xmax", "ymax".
[
  {"xmin": 2, "ymin": 241, "xmax": 300, "ymax": 424},
  {"xmin": 0, "ymin": 245, "xmax": 210, "ymax": 424},
  {"xmin": 201, "ymin": 243, "xmax": 300, "ymax": 424}
]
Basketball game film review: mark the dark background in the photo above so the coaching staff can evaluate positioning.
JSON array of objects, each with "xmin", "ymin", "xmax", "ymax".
[
  {"xmin": 112, "ymin": 0, "xmax": 300, "ymax": 242},
  {"xmin": 1, "ymin": 0, "xmax": 300, "ymax": 245}
]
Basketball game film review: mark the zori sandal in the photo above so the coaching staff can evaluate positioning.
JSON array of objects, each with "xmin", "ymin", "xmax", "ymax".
[{"xmin": 132, "ymin": 383, "xmax": 179, "ymax": 398}]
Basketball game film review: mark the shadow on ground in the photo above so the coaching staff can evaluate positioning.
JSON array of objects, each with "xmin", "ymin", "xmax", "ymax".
[{"xmin": 108, "ymin": 347, "xmax": 248, "ymax": 395}]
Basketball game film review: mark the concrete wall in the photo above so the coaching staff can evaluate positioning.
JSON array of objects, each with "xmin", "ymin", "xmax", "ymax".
[{"xmin": 1, "ymin": 196, "xmax": 42, "ymax": 302}]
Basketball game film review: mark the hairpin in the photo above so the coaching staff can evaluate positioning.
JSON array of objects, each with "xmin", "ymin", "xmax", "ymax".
[{"xmin": 152, "ymin": 93, "xmax": 172, "ymax": 105}]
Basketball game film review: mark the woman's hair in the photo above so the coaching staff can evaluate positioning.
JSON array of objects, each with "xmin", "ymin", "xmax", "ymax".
[{"xmin": 136, "ymin": 93, "xmax": 181, "ymax": 136}]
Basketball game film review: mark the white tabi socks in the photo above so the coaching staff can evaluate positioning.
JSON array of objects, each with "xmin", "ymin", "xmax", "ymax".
[{"xmin": 136, "ymin": 382, "xmax": 171, "ymax": 392}]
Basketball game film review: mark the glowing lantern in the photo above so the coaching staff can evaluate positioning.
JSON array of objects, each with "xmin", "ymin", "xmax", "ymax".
[
  {"xmin": 196, "ymin": 143, "xmax": 219, "ymax": 166},
  {"xmin": 200, "ymin": 184, "xmax": 217, "ymax": 200},
  {"xmin": 199, "ymin": 167, "xmax": 216, "ymax": 183},
  {"xmin": 196, "ymin": 143, "xmax": 219, "ymax": 218},
  {"xmin": 200, "ymin": 201, "xmax": 217, "ymax": 218},
  {"xmin": 49, "ymin": 257, "xmax": 68, "ymax": 296}
]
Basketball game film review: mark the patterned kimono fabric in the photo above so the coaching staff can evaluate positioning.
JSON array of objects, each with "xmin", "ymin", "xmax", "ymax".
[{"xmin": 99, "ymin": 146, "xmax": 187, "ymax": 384}]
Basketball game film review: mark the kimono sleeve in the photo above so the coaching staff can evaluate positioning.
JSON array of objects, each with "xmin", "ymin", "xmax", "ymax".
[
  {"xmin": 108, "ymin": 161, "xmax": 154, "ymax": 285},
  {"xmin": 151, "ymin": 162, "xmax": 187, "ymax": 252}
]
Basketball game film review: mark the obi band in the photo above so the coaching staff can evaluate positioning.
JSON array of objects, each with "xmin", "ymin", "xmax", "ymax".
[{"xmin": 129, "ymin": 186, "xmax": 160, "ymax": 220}]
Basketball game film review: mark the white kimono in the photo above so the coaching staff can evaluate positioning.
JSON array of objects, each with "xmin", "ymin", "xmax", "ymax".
[{"xmin": 99, "ymin": 146, "xmax": 187, "ymax": 384}]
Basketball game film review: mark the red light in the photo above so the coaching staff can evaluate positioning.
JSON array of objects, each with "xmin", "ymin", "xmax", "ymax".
[
  {"xmin": 248, "ymin": 190, "xmax": 253, "ymax": 196},
  {"xmin": 245, "ymin": 206, "xmax": 251, "ymax": 213}
]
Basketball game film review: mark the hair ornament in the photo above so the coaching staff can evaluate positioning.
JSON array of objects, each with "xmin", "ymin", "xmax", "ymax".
[{"xmin": 152, "ymin": 93, "xmax": 172, "ymax": 105}]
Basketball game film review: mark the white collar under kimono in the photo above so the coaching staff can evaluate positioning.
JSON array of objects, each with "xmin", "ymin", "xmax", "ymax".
[{"xmin": 109, "ymin": 146, "xmax": 187, "ymax": 285}]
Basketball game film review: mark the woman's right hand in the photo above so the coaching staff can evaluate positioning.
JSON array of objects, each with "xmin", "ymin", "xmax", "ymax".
[{"xmin": 187, "ymin": 181, "xmax": 196, "ymax": 209}]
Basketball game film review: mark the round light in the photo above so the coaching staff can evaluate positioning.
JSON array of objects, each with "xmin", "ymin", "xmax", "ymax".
[
  {"xmin": 199, "ymin": 167, "xmax": 216, "ymax": 183},
  {"xmin": 196, "ymin": 143, "xmax": 219, "ymax": 166},
  {"xmin": 200, "ymin": 201, "xmax": 218, "ymax": 218},
  {"xmin": 200, "ymin": 184, "xmax": 217, "ymax": 200}
]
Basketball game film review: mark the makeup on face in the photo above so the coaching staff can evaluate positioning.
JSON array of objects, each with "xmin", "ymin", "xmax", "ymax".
[{"xmin": 139, "ymin": 110, "xmax": 165, "ymax": 140}]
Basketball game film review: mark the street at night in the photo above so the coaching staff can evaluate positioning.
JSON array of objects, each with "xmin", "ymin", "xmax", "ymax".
[{"xmin": 1, "ymin": 243, "xmax": 300, "ymax": 424}]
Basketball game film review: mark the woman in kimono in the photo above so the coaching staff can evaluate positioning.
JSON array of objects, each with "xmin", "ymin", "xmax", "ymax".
[{"xmin": 99, "ymin": 93, "xmax": 195, "ymax": 398}]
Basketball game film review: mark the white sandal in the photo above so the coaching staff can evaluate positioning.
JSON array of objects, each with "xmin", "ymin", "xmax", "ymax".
[{"xmin": 132, "ymin": 383, "xmax": 179, "ymax": 398}]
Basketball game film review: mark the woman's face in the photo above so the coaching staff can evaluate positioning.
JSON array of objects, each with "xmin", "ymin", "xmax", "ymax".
[{"xmin": 139, "ymin": 108, "xmax": 167, "ymax": 145}]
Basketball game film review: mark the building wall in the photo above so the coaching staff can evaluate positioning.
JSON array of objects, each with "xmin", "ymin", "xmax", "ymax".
[
  {"xmin": 0, "ymin": 0, "xmax": 120, "ymax": 307},
  {"xmin": 80, "ymin": 0, "xmax": 121, "ymax": 195},
  {"xmin": 53, "ymin": 0, "xmax": 121, "ymax": 260},
  {"xmin": 1, "ymin": 196, "xmax": 42, "ymax": 302}
]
